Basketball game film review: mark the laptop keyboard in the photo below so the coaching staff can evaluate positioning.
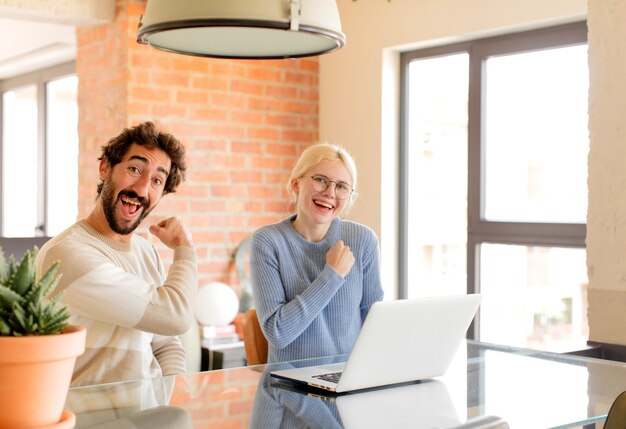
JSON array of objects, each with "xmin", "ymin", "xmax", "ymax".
[{"xmin": 312, "ymin": 371, "xmax": 343, "ymax": 384}]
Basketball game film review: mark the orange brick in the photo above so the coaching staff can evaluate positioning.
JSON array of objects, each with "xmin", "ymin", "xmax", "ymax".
[
  {"xmin": 176, "ymin": 182, "xmax": 209, "ymax": 198},
  {"xmin": 210, "ymin": 61, "xmax": 247, "ymax": 78},
  {"xmin": 208, "ymin": 216, "xmax": 247, "ymax": 228},
  {"xmin": 248, "ymin": 186, "xmax": 280, "ymax": 199},
  {"xmin": 192, "ymin": 76, "xmax": 229, "ymax": 91},
  {"xmin": 189, "ymin": 200, "xmax": 224, "ymax": 213},
  {"xmin": 265, "ymin": 200, "xmax": 291, "ymax": 213},
  {"xmin": 189, "ymin": 169, "xmax": 230, "ymax": 184},
  {"xmin": 282, "ymin": 130, "xmax": 316, "ymax": 143},
  {"xmin": 247, "ymin": 127, "xmax": 280, "ymax": 141},
  {"xmin": 126, "ymin": 102, "xmax": 148, "ymax": 116},
  {"xmin": 265, "ymin": 85, "xmax": 298, "ymax": 99},
  {"xmin": 267, "ymin": 142, "xmax": 298, "ymax": 155},
  {"xmin": 248, "ymin": 216, "xmax": 283, "ymax": 228},
  {"xmin": 129, "ymin": 85, "xmax": 170, "ymax": 101},
  {"xmin": 245, "ymin": 201, "xmax": 264, "ymax": 213},
  {"xmin": 232, "ymin": 141, "xmax": 263, "ymax": 154},
  {"xmin": 151, "ymin": 71, "xmax": 190, "ymax": 87},
  {"xmin": 285, "ymin": 72, "xmax": 316, "ymax": 86},
  {"xmin": 210, "ymin": 125, "xmax": 245, "ymax": 139},
  {"xmin": 229, "ymin": 231, "xmax": 253, "ymax": 244},
  {"xmin": 152, "ymin": 104, "xmax": 187, "ymax": 118},
  {"xmin": 210, "ymin": 154, "xmax": 247, "ymax": 168},
  {"xmin": 176, "ymin": 90, "xmax": 209, "ymax": 104},
  {"xmin": 212, "ymin": 185, "xmax": 246, "ymax": 198},
  {"xmin": 265, "ymin": 172, "xmax": 290, "ymax": 184},
  {"xmin": 299, "ymin": 59, "xmax": 319, "ymax": 72},
  {"xmin": 266, "ymin": 114, "xmax": 298, "ymax": 128},
  {"xmin": 194, "ymin": 139, "xmax": 229, "ymax": 151},
  {"xmin": 248, "ymin": 67, "xmax": 281, "ymax": 81},
  {"xmin": 299, "ymin": 88, "xmax": 319, "ymax": 101},
  {"xmin": 230, "ymin": 111, "xmax": 264, "ymax": 125},
  {"xmin": 251, "ymin": 156, "xmax": 284, "ymax": 169},
  {"xmin": 172, "ymin": 57, "xmax": 210, "ymax": 74},
  {"xmin": 231, "ymin": 171, "xmax": 263, "ymax": 183},
  {"xmin": 226, "ymin": 200, "xmax": 246, "ymax": 213},
  {"xmin": 190, "ymin": 107, "xmax": 228, "ymax": 121},
  {"xmin": 167, "ymin": 122, "xmax": 212, "ymax": 137},
  {"xmin": 231, "ymin": 80, "xmax": 264, "ymax": 95},
  {"xmin": 212, "ymin": 93, "xmax": 247, "ymax": 109}
]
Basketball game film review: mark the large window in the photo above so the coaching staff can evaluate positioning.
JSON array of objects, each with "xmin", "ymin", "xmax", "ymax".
[
  {"xmin": 0, "ymin": 62, "xmax": 78, "ymax": 238},
  {"xmin": 400, "ymin": 22, "xmax": 588, "ymax": 352}
]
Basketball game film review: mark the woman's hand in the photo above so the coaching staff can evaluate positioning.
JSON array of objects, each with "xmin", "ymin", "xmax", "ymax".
[{"xmin": 326, "ymin": 240, "xmax": 355, "ymax": 278}]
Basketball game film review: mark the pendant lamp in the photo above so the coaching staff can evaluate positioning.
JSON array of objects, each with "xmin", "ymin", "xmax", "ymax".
[{"xmin": 136, "ymin": 0, "xmax": 346, "ymax": 59}]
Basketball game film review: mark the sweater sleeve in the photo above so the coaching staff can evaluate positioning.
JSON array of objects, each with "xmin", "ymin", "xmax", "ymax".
[
  {"xmin": 250, "ymin": 229, "xmax": 345, "ymax": 349},
  {"xmin": 152, "ymin": 334, "xmax": 186, "ymax": 376},
  {"xmin": 359, "ymin": 228, "xmax": 385, "ymax": 321},
  {"xmin": 37, "ymin": 241, "xmax": 198, "ymax": 336}
]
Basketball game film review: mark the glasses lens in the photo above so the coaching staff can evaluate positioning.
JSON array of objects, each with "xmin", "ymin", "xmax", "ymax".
[
  {"xmin": 335, "ymin": 187, "xmax": 349, "ymax": 199},
  {"xmin": 310, "ymin": 176, "xmax": 327, "ymax": 192},
  {"xmin": 309, "ymin": 176, "xmax": 352, "ymax": 199}
]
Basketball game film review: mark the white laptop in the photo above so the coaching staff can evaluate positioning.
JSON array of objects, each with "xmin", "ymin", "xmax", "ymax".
[{"xmin": 270, "ymin": 294, "xmax": 482, "ymax": 394}]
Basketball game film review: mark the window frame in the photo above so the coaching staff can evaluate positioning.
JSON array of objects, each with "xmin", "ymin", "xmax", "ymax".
[
  {"xmin": 399, "ymin": 22, "xmax": 588, "ymax": 339},
  {"xmin": 0, "ymin": 61, "xmax": 76, "ymax": 237}
]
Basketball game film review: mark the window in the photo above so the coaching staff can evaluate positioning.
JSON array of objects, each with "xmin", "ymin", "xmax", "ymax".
[
  {"xmin": 0, "ymin": 62, "xmax": 78, "ymax": 237},
  {"xmin": 400, "ymin": 22, "xmax": 588, "ymax": 352}
]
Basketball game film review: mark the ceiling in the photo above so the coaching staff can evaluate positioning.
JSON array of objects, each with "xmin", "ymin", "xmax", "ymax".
[
  {"xmin": 0, "ymin": 17, "xmax": 76, "ymax": 79},
  {"xmin": 0, "ymin": 0, "xmax": 115, "ymax": 80}
]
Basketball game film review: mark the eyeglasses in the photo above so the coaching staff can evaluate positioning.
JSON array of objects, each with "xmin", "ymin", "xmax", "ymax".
[{"xmin": 309, "ymin": 175, "xmax": 353, "ymax": 200}]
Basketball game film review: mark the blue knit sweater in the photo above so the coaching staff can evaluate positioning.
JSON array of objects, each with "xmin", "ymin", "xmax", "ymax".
[{"xmin": 250, "ymin": 215, "xmax": 384, "ymax": 363}]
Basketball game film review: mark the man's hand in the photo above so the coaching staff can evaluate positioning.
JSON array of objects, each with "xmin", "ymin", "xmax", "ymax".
[
  {"xmin": 149, "ymin": 217, "xmax": 194, "ymax": 249},
  {"xmin": 326, "ymin": 240, "xmax": 355, "ymax": 278}
]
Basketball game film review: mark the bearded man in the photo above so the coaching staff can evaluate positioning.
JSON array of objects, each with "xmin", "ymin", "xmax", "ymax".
[{"xmin": 36, "ymin": 121, "xmax": 197, "ymax": 387}]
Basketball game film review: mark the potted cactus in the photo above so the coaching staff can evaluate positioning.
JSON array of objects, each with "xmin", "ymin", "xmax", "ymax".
[{"xmin": 0, "ymin": 246, "xmax": 86, "ymax": 429}]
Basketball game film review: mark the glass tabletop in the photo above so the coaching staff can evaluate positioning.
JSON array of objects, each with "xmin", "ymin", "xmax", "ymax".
[{"xmin": 65, "ymin": 340, "xmax": 626, "ymax": 428}]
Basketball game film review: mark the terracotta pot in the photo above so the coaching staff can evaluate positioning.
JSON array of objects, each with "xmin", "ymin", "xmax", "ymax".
[{"xmin": 0, "ymin": 325, "xmax": 86, "ymax": 429}]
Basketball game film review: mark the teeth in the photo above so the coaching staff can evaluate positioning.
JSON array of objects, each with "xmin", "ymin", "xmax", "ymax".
[
  {"xmin": 314, "ymin": 200, "xmax": 333, "ymax": 209},
  {"xmin": 121, "ymin": 196, "xmax": 140, "ymax": 206}
]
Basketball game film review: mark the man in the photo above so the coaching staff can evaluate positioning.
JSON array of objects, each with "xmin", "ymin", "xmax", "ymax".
[{"xmin": 36, "ymin": 121, "xmax": 197, "ymax": 387}]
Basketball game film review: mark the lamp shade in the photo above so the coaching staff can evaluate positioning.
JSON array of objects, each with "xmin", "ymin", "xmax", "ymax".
[
  {"xmin": 195, "ymin": 282, "xmax": 240, "ymax": 326},
  {"xmin": 136, "ymin": 0, "xmax": 346, "ymax": 59}
]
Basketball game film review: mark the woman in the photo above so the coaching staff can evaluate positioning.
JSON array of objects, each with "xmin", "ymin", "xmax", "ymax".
[{"xmin": 250, "ymin": 143, "xmax": 384, "ymax": 363}]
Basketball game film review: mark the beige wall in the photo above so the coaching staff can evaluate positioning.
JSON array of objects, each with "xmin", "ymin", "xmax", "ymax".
[
  {"xmin": 319, "ymin": 0, "xmax": 586, "ymax": 297},
  {"xmin": 587, "ymin": 1, "xmax": 626, "ymax": 344}
]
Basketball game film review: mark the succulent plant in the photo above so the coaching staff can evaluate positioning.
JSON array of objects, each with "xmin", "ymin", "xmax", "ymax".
[{"xmin": 0, "ymin": 246, "xmax": 69, "ymax": 336}]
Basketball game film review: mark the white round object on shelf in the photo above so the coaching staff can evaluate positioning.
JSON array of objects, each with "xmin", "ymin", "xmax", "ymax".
[{"xmin": 195, "ymin": 282, "xmax": 239, "ymax": 326}]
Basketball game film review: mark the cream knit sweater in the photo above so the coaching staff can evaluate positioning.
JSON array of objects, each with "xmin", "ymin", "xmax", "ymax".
[{"xmin": 36, "ymin": 220, "xmax": 197, "ymax": 387}]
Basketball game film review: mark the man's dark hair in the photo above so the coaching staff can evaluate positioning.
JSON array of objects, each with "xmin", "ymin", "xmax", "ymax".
[{"xmin": 97, "ymin": 121, "xmax": 187, "ymax": 196}]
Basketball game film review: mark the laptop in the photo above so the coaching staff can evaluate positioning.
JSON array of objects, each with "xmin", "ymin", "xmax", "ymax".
[{"xmin": 270, "ymin": 294, "xmax": 482, "ymax": 394}]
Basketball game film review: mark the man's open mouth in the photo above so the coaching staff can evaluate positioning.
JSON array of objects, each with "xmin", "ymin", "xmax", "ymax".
[{"xmin": 120, "ymin": 195, "xmax": 143, "ymax": 215}]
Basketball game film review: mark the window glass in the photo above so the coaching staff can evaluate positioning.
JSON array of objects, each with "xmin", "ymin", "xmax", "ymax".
[
  {"xmin": 483, "ymin": 45, "xmax": 589, "ymax": 223},
  {"xmin": 401, "ymin": 23, "xmax": 588, "ymax": 352},
  {"xmin": 479, "ymin": 243, "xmax": 588, "ymax": 352},
  {"xmin": 46, "ymin": 75, "xmax": 78, "ymax": 235},
  {"xmin": 2, "ymin": 86, "xmax": 38, "ymax": 237},
  {"xmin": 406, "ymin": 53, "xmax": 469, "ymax": 298}
]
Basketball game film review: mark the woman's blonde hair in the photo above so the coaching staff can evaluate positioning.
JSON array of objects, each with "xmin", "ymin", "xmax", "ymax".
[{"xmin": 288, "ymin": 143, "xmax": 358, "ymax": 211}]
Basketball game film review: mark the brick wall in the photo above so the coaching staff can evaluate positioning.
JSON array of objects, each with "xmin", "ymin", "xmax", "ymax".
[{"xmin": 76, "ymin": 0, "xmax": 318, "ymax": 294}]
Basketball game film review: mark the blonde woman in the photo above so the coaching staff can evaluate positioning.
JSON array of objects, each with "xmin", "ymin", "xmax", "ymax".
[{"xmin": 250, "ymin": 143, "xmax": 384, "ymax": 363}]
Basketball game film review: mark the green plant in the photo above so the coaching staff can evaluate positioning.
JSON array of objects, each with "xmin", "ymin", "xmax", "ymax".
[{"xmin": 0, "ymin": 247, "xmax": 69, "ymax": 336}]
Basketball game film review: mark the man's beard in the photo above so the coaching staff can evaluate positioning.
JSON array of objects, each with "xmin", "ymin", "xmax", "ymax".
[{"xmin": 100, "ymin": 180, "xmax": 152, "ymax": 235}]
